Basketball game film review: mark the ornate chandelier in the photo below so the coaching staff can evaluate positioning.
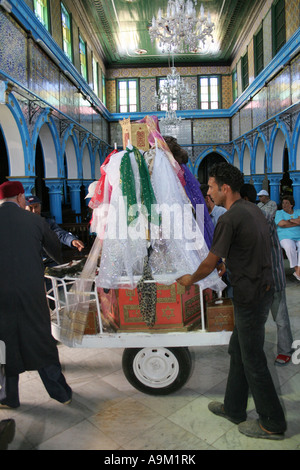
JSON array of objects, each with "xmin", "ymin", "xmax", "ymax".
[
  {"xmin": 149, "ymin": 0, "xmax": 214, "ymax": 54},
  {"xmin": 155, "ymin": 62, "xmax": 195, "ymax": 126}
]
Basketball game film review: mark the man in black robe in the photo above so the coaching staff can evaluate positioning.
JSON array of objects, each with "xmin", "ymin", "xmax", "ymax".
[{"xmin": 0, "ymin": 181, "xmax": 72, "ymax": 408}]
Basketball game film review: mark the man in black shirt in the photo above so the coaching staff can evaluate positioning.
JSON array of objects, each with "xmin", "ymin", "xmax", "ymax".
[{"xmin": 177, "ymin": 162, "xmax": 286, "ymax": 440}]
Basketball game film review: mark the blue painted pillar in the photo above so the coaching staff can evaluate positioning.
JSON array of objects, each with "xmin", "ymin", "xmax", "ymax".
[
  {"xmin": 267, "ymin": 173, "xmax": 282, "ymax": 204},
  {"xmin": 251, "ymin": 175, "xmax": 265, "ymax": 195},
  {"xmin": 67, "ymin": 179, "xmax": 82, "ymax": 222},
  {"xmin": 8, "ymin": 177, "xmax": 35, "ymax": 198},
  {"xmin": 45, "ymin": 179, "xmax": 63, "ymax": 224},
  {"xmin": 290, "ymin": 171, "xmax": 300, "ymax": 208}
]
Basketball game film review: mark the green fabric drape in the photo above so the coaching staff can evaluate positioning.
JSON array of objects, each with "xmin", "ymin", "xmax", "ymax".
[{"xmin": 120, "ymin": 146, "xmax": 160, "ymax": 227}]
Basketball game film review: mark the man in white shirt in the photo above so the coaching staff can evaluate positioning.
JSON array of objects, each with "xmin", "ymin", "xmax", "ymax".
[
  {"xmin": 257, "ymin": 190, "xmax": 277, "ymax": 218},
  {"xmin": 201, "ymin": 183, "xmax": 227, "ymax": 227}
]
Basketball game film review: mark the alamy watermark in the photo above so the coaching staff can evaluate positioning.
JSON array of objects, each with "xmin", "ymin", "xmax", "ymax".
[
  {"xmin": 292, "ymin": 340, "xmax": 300, "ymax": 365},
  {"xmin": 94, "ymin": 198, "xmax": 205, "ymax": 251}
]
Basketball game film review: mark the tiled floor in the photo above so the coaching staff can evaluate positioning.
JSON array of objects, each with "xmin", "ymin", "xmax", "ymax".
[{"xmin": 2, "ymin": 264, "xmax": 300, "ymax": 451}]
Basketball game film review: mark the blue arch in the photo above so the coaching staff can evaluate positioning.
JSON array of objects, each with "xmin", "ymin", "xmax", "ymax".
[
  {"xmin": 231, "ymin": 142, "xmax": 241, "ymax": 168},
  {"xmin": 5, "ymin": 93, "xmax": 31, "ymax": 175},
  {"xmin": 291, "ymin": 113, "xmax": 300, "ymax": 171},
  {"xmin": 193, "ymin": 146, "xmax": 231, "ymax": 177},
  {"xmin": 61, "ymin": 125, "xmax": 81, "ymax": 179},
  {"xmin": 268, "ymin": 120, "xmax": 291, "ymax": 172},
  {"xmin": 253, "ymin": 130, "xmax": 268, "ymax": 174},
  {"xmin": 80, "ymin": 134, "xmax": 93, "ymax": 179},
  {"xmin": 31, "ymin": 109, "xmax": 62, "ymax": 177},
  {"xmin": 0, "ymin": 123, "xmax": 11, "ymax": 175},
  {"xmin": 240, "ymin": 138, "xmax": 252, "ymax": 174}
]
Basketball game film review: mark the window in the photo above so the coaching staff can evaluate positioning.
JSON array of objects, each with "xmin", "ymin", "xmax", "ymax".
[
  {"xmin": 254, "ymin": 27, "xmax": 264, "ymax": 77},
  {"xmin": 157, "ymin": 77, "xmax": 178, "ymax": 111},
  {"xmin": 79, "ymin": 34, "xmax": 88, "ymax": 81},
  {"xmin": 241, "ymin": 52, "xmax": 249, "ymax": 91},
  {"xmin": 117, "ymin": 79, "xmax": 138, "ymax": 113},
  {"xmin": 272, "ymin": 0, "xmax": 286, "ymax": 57},
  {"xmin": 34, "ymin": 0, "xmax": 49, "ymax": 30},
  {"xmin": 199, "ymin": 76, "xmax": 220, "ymax": 109},
  {"xmin": 232, "ymin": 67, "xmax": 238, "ymax": 102},
  {"xmin": 61, "ymin": 3, "xmax": 72, "ymax": 61},
  {"xmin": 92, "ymin": 56, "xmax": 99, "ymax": 96}
]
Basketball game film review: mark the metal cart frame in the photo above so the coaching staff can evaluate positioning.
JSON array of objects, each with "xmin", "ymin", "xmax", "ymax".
[{"xmin": 46, "ymin": 274, "xmax": 232, "ymax": 394}]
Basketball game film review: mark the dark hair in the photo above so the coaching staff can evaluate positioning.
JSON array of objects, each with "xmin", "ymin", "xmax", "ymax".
[
  {"xmin": 240, "ymin": 183, "xmax": 257, "ymax": 203},
  {"xmin": 208, "ymin": 162, "xmax": 244, "ymax": 193},
  {"xmin": 200, "ymin": 183, "xmax": 209, "ymax": 197},
  {"xmin": 282, "ymin": 195, "xmax": 295, "ymax": 207}
]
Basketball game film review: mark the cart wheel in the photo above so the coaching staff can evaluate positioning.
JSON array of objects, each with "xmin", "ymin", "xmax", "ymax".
[{"xmin": 122, "ymin": 347, "xmax": 192, "ymax": 395}]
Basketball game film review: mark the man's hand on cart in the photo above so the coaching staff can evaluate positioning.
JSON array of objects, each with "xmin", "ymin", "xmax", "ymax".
[
  {"xmin": 177, "ymin": 252, "xmax": 222, "ymax": 286},
  {"xmin": 176, "ymin": 274, "xmax": 194, "ymax": 286}
]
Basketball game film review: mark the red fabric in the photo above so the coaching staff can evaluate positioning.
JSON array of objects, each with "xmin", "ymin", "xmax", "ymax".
[
  {"xmin": 0, "ymin": 181, "xmax": 24, "ymax": 199},
  {"xmin": 88, "ymin": 149, "xmax": 118, "ymax": 210}
]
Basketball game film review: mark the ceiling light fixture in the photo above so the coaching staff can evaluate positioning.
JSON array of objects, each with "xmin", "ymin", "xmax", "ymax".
[
  {"xmin": 134, "ymin": 49, "xmax": 148, "ymax": 55},
  {"xmin": 155, "ymin": 58, "xmax": 195, "ymax": 126},
  {"xmin": 149, "ymin": 0, "xmax": 214, "ymax": 54}
]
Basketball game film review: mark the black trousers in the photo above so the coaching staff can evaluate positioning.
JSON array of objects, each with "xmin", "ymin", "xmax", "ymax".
[
  {"xmin": 1, "ymin": 363, "xmax": 72, "ymax": 408},
  {"xmin": 224, "ymin": 288, "xmax": 286, "ymax": 433}
]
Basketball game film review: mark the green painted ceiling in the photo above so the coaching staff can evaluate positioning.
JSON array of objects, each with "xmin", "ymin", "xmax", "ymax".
[{"xmin": 81, "ymin": 0, "xmax": 263, "ymax": 67}]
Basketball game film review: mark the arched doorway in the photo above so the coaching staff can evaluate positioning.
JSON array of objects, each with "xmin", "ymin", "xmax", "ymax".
[
  {"xmin": 280, "ymin": 144, "xmax": 293, "ymax": 198},
  {"xmin": 0, "ymin": 126, "xmax": 9, "ymax": 184},
  {"xmin": 35, "ymin": 137, "xmax": 50, "ymax": 212},
  {"xmin": 197, "ymin": 152, "xmax": 227, "ymax": 184}
]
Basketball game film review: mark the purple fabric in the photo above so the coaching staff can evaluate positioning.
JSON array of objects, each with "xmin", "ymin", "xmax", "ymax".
[{"xmin": 182, "ymin": 164, "xmax": 214, "ymax": 248}]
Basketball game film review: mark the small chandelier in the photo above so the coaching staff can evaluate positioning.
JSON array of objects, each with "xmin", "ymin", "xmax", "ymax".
[
  {"xmin": 160, "ymin": 109, "xmax": 182, "ymax": 128},
  {"xmin": 149, "ymin": 0, "xmax": 214, "ymax": 54},
  {"xmin": 155, "ymin": 61, "xmax": 195, "ymax": 126}
]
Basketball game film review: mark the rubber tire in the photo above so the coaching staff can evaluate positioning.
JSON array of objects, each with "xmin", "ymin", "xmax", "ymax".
[{"xmin": 122, "ymin": 347, "xmax": 192, "ymax": 395}]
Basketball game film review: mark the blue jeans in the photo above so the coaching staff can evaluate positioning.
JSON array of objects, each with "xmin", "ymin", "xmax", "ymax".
[
  {"xmin": 270, "ymin": 290, "xmax": 294, "ymax": 356},
  {"xmin": 2, "ymin": 363, "xmax": 72, "ymax": 408},
  {"xmin": 224, "ymin": 288, "xmax": 287, "ymax": 433}
]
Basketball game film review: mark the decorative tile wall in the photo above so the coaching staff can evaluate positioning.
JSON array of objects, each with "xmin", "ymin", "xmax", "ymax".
[
  {"xmin": 286, "ymin": 0, "xmax": 300, "ymax": 40},
  {"xmin": 140, "ymin": 78, "xmax": 157, "ymax": 113},
  {"xmin": 29, "ymin": 40, "xmax": 60, "ymax": 109},
  {"xmin": 193, "ymin": 118, "xmax": 230, "ymax": 144},
  {"xmin": 240, "ymin": 102, "xmax": 253, "ymax": 135},
  {"xmin": 252, "ymin": 87, "xmax": 268, "ymax": 128},
  {"xmin": 291, "ymin": 55, "xmax": 300, "ymax": 105},
  {"xmin": 268, "ymin": 66, "xmax": 291, "ymax": 118},
  {"xmin": 231, "ymin": 113, "xmax": 240, "ymax": 141},
  {"xmin": 222, "ymin": 75, "xmax": 232, "ymax": 109},
  {"xmin": 0, "ymin": 11, "xmax": 27, "ymax": 87}
]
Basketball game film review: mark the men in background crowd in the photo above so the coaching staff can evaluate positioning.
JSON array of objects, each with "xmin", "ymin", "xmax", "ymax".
[
  {"xmin": 200, "ymin": 183, "xmax": 227, "ymax": 227},
  {"xmin": 257, "ymin": 189, "xmax": 277, "ymax": 218},
  {"xmin": 0, "ymin": 181, "xmax": 72, "ymax": 408}
]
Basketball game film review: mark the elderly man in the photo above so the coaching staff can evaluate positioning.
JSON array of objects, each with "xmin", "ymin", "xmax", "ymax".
[
  {"xmin": 0, "ymin": 181, "xmax": 72, "ymax": 408},
  {"xmin": 257, "ymin": 189, "xmax": 277, "ymax": 218}
]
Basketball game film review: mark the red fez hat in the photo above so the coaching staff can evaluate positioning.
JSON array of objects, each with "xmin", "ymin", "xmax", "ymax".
[{"xmin": 0, "ymin": 181, "xmax": 25, "ymax": 199}]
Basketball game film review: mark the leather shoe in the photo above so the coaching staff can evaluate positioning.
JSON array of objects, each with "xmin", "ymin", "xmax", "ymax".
[
  {"xmin": 0, "ymin": 419, "xmax": 15, "ymax": 450},
  {"xmin": 208, "ymin": 401, "xmax": 246, "ymax": 424}
]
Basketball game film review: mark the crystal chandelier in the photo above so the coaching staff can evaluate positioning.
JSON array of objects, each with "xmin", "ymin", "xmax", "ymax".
[
  {"xmin": 155, "ymin": 61, "xmax": 195, "ymax": 126},
  {"xmin": 149, "ymin": 0, "xmax": 214, "ymax": 54}
]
